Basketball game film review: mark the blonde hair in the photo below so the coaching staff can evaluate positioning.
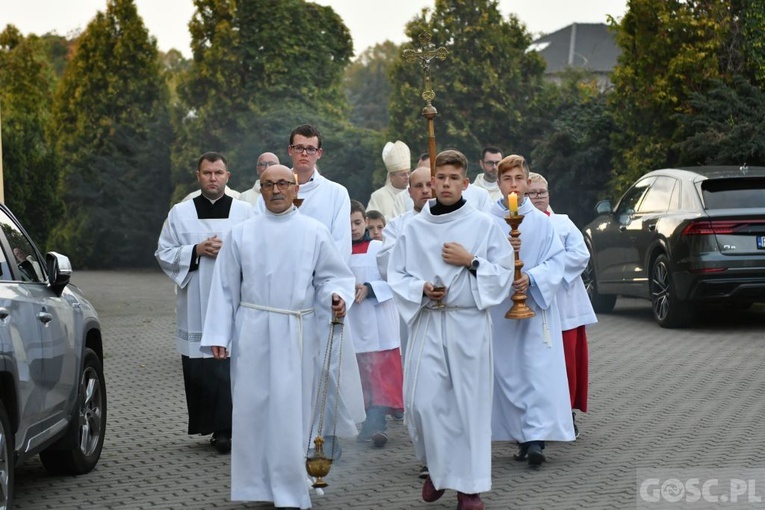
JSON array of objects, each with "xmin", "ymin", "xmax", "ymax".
[{"xmin": 528, "ymin": 172, "xmax": 548, "ymax": 187}]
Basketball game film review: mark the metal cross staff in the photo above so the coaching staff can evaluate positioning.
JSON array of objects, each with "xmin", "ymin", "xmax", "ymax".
[{"xmin": 402, "ymin": 32, "xmax": 448, "ymax": 178}]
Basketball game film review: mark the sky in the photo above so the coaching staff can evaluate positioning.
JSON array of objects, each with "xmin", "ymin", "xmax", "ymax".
[{"xmin": 2, "ymin": 0, "xmax": 628, "ymax": 58}]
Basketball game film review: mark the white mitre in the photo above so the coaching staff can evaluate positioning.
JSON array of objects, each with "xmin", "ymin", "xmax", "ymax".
[{"xmin": 382, "ymin": 140, "xmax": 411, "ymax": 173}]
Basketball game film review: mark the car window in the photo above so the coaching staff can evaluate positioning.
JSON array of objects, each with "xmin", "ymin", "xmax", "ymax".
[
  {"xmin": 701, "ymin": 177, "xmax": 765, "ymax": 209},
  {"xmin": 0, "ymin": 241, "xmax": 11, "ymax": 282},
  {"xmin": 615, "ymin": 177, "xmax": 653, "ymax": 223},
  {"xmin": 0, "ymin": 210, "xmax": 45, "ymax": 283},
  {"xmin": 638, "ymin": 176, "xmax": 677, "ymax": 213}
]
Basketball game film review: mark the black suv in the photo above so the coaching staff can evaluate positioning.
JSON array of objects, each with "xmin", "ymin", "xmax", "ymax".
[
  {"xmin": 583, "ymin": 166, "xmax": 765, "ymax": 327},
  {"xmin": 0, "ymin": 204, "xmax": 106, "ymax": 507}
]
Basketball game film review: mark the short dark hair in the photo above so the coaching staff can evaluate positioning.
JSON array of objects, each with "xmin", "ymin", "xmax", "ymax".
[
  {"xmin": 350, "ymin": 199, "xmax": 366, "ymax": 217},
  {"xmin": 435, "ymin": 150, "xmax": 468, "ymax": 176},
  {"xmin": 418, "ymin": 152, "xmax": 430, "ymax": 163},
  {"xmin": 366, "ymin": 210, "xmax": 385, "ymax": 224},
  {"xmin": 481, "ymin": 146, "xmax": 502, "ymax": 160},
  {"xmin": 197, "ymin": 151, "xmax": 227, "ymax": 171},
  {"xmin": 290, "ymin": 124, "xmax": 322, "ymax": 148}
]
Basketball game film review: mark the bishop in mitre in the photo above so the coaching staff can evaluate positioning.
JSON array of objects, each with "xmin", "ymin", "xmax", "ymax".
[{"xmin": 366, "ymin": 140, "xmax": 411, "ymax": 220}]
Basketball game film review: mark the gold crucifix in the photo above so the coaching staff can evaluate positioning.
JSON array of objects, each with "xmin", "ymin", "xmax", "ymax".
[{"xmin": 402, "ymin": 32, "xmax": 448, "ymax": 178}]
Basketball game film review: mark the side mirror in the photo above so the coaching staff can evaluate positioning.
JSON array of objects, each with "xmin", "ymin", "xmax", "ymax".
[
  {"xmin": 46, "ymin": 252, "xmax": 72, "ymax": 296},
  {"xmin": 595, "ymin": 200, "xmax": 613, "ymax": 215}
]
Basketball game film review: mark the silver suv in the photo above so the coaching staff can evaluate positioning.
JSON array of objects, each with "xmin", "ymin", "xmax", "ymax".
[{"xmin": 0, "ymin": 204, "xmax": 106, "ymax": 508}]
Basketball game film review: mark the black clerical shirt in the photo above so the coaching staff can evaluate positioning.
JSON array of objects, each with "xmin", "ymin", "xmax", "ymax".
[
  {"xmin": 190, "ymin": 194, "xmax": 234, "ymax": 271},
  {"xmin": 430, "ymin": 197, "xmax": 466, "ymax": 215}
]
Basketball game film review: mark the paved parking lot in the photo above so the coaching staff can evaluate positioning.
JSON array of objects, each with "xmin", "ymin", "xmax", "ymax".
[{"xmin": 12, "ymin": 270, "xmax": 765, "ymax": 509}]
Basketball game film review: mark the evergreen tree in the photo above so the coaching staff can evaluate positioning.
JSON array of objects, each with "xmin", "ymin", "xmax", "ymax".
[
  {"xmin": 0, "ymin": 25, "xmax": 61, "ymax": 247},
  {"xmin": 173, "ymin": 0, "xmax": 379, "ymax": 203},
  {"xmin": 608, "ymin": 0, "xmax": 753, "ymax": 192},
  {"xmin": 48, "ymin": 0, "xmax": 172, "ymax": 268}
]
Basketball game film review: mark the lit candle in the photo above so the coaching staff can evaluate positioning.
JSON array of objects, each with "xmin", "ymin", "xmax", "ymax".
[{"xmin": 508, "ymin": 192, "xmax": 518, "ymax": 215}]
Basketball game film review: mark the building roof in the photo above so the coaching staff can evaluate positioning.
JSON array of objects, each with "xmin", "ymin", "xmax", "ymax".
[{"xmin": 528, "ymin": 23, "xmax": 620, "ymax": 74}]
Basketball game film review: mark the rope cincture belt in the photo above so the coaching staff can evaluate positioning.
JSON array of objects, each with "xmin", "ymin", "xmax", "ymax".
[{"xmin": 240, "ymin": 302, "xmax": 315, "ymax": 354}]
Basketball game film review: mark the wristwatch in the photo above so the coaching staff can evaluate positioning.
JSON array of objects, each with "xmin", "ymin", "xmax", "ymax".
[{"xmin": 469, "ymin": 257, "xmax": 480, "ymax": 270}]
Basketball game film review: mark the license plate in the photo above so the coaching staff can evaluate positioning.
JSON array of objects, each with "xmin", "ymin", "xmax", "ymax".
[{"xmin": 758, "ymin": 235, "xmax": 765, "ymax": 249}]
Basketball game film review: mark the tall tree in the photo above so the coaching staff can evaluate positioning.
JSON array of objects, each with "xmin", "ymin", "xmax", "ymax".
[
  {"xmin": 531, "ymin": 71, "xmax": 615, "ymax": 227},
  {"xmin": 387, "ymin": 0, "xmax": 546, "ymax": 171},
  {"xmin": 48, "ymin": 0, "xmax": 172, "ymax": 268},
  {"xmin": 345, "ymin": 41, "xmax": 398, "ymax": 132},
  {"xmin": 0, "ymin": 25, "xmax": 61, "ymax": 247},
  {"xmin": 608, "ymin": 0, "xmax": 756, "ymax": 192},
  {"xmin": 173, "ymin": 0, "xmax": 379, "ymax": 203}
]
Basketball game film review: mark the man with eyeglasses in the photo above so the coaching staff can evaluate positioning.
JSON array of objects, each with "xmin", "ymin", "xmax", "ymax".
[
  {"xmin": 472, "ymin": 146, "xmax": 504, "ymax": 202},
  {"xmin": 156, "ymin": 151, "xmax": 256, "ymax": 454},
  {"xmin": 202, "ymin": 164, "xmax": 355, "ymax": 510},
  {"xmin": 527, "ymin": 172, "xmax": 596, "ymax": 439},
  {"xmin": 239, "ymin": 152, "xmax": 279, "ymax": 206},
  {"xmin": 258, "ymin": 123, "xmax": 363, "ymax": 461},
  {"xmin": 367, "ymin": 140, "xmax": 411, "ymax": 220},
  {"xmin": 485, "ymin": 155, "xmax": 574, "ymax": 469}
]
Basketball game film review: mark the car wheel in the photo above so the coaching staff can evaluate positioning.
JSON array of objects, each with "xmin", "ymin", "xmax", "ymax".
[
  {"xmin": 650, "ymin": 254, "xmax": 694, "ymax": 328},
  {"xmin": 0, "ymin": 401, "xmax": 14, "ymax": 510},
  {"xmin": 40, "ymin": 348, "xmax": 106, "ymax": 475},
  {"xmin": 582, "ymin": 247, "xmax": 616, "ymax": 313}
]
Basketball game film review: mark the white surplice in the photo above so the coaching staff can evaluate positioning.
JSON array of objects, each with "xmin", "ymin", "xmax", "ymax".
[
  {"xmin": 549, "ymin": 214, "xmax": 598, "ymax": 330},
  {"xmin": 472, "ymin": 173, "xmax": 503, "ymax": 203},
  {"xmin": 486, "ymin": 198, "xmax": 576, "ymax": 443},
  {"xmin": 200, "ymin": 207, "xmax": 355, "ymax": 509},
  {"xmin": 155, "ymin": 198, "xmax": 255, "ymax": 357},
  {"xmin": 348, "ymin": 240, "xmax": 400, "ymax": 354},
  {"xmin": 388, "ymin": 200, "xmax": 514, "ymax": 494},
  {"xmin": 366, "ymin": 181, "xmax": 407, "ymax": 221}
]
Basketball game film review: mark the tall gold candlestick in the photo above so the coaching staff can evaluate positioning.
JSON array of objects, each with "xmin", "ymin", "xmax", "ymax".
[{"xmin": 504, "ymin": 214, "xmax": 535, "ymax": 320}]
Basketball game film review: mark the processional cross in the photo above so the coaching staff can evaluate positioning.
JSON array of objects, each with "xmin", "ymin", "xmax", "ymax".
[{"xmin": 402, "ymin": 32, "xmax": 448, "ymax": 178}]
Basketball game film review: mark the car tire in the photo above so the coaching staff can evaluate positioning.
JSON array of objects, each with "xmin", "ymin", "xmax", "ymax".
[
  {"xmin": 582, "ymin": 246, "xmax": 616, "ymax": 313},
  {"xmin": 0, "ymin": 400, "xmax": 14, "ymax": 510},
  {"xmin": 40, "ymin": 348, "xmax": 106, "ymax": 475},
  {"xmin": 650, "ymin": 254, "xmax": 694, "ymax": 328}
]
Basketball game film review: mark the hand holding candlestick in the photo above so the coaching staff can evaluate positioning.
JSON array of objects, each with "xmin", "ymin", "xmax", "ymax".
[{"xmin": 503, "ymin": 214, "xmax": 535, "ymax": 320}]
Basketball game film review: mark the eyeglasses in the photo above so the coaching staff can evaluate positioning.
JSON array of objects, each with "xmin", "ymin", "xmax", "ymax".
[
  {"xmin": 482, "ymin": 161, "xmax": 500, "ymax": 166},
  {"xmin": 290, "ymin": 145, "xmax": 319, "ymax": 155},
  {"xmin": 525, "ymin": 190, "xmax": 549, "ymax": 198},
  {"xmin": 261, "ymin": 180, "xmax": 296, "ymax": 191},
  {"xmin": 257, "ymin": 161, "xmax": 278, "ymax": 168}
]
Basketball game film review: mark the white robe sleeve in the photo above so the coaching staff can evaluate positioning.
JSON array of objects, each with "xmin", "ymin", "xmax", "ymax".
[
  {"xmin": 155, "ymin": 208, "xmax": 195, "ymax": 289},
  {"xmin": 313, "ymin": 229, "xmax": 356, "ymax": 314},
  {"xmin": 557, "ymin": 215, "xmax": 590, "ymax": 289},
  {"xmin": 470, "ymin": 223, "xmax": 515, "ymax": 310},
  {"xmin": 526, "ymin": 222, "xmax": 566, "ymax": 311},
  {"xmin": 387, "ymin": 230, "xmax": 428, "ymax": 326},
  {"xmin": 200, "ymin": 228, "xmax": 243, "ymax": 354}
]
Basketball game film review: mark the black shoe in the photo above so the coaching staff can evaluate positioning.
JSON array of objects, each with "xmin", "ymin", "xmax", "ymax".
[
  {"xmin": 527, "ymin": 442, "xmax": 546, "ymax": 467},
  {"xmin": 418, "ymin": 465, "xmax": 429, "ymax": 479},
  {"xmin": 212, "ymin": 431, "xmax": 231, "ymax": 454},
  {"xmin": 513, "ymin": 442, "xmax": 529, "ymax": 461},
  {"xmin": 391, "ymin": 409, "xmax": 404, "ymax": 421},
  {"xmin": 573, "ymin": 412, "xmax": 580, "ymax": 439}
]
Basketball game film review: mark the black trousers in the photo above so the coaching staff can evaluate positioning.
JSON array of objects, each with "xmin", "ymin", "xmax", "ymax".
[{"xmin": 181, "ymin": 356, "xmax": 232, "ymax": 435}]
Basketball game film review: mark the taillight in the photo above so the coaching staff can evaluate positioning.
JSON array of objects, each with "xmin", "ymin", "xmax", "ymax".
[{"xmin": 683, "ymin": 221, "xmax": 739, "ymax": 236}]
